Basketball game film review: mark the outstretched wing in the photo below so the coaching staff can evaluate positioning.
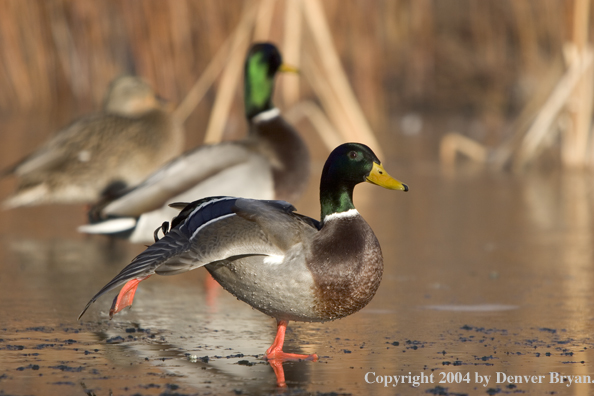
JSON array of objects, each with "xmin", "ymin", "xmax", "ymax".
[{"xmin": 78, "ymin": 197, "xmax": 316, "ymax": 319}]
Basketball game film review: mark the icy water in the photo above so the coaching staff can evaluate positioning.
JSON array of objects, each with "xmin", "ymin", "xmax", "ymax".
[{"xmin": 2, "ymin": 118, "xmax": 594, "ymax": 395}]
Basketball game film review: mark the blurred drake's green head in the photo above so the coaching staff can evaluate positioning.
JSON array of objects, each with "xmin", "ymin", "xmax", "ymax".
[{"xmin": 244, "ymin": 42, "xmax": 296, "ymax": 120}]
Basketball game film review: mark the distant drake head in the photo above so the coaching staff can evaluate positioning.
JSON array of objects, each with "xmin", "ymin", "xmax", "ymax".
[{"xmin": 244, "ymin": 42, "xmax": 298, "ymax": 119}]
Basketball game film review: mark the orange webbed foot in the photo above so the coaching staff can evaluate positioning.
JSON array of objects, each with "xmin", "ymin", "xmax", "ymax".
[
  {"xmin": 265, "ymin": 320, "xmax": 319, "ymax": 362},
  {"xmin": 109, "ymin": 276, "xmax": 151, "ymax": 318}
]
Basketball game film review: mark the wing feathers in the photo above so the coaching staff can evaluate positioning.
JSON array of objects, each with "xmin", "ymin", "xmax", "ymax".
[
  {"xmin": 233, "ymin": 199, "xmax": 316, "ymax": 250},
  {"xmin": 78, "ymin": 227, "xmax": 190, "ymax": 319},
  {"xmin": 79, "ymin": 197, "xmax": 319, "ymax": 319}
]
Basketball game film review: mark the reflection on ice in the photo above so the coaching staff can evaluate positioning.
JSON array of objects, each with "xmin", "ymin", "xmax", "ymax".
[
  {"xmin": 4, "ymin": 157, "xmax": 594, "ymax": 394},
  {"xmin": 423, "ymin": 304, "xmax": 519, "ymax": 312}
]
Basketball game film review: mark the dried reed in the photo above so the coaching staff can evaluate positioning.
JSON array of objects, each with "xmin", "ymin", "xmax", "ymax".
[{"xmin": 0, "ymin": 0, "xmax": 576, "ymax": 164}]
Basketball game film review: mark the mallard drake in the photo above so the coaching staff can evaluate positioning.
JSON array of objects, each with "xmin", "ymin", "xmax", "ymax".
[
  {"xmin": 2, "ymin": 75, "xmax": 184, "ymax": 209},
  {"xmin": 78, "ymin": 43, "xmax": 309, "ymax": 243},
  {"xmin": 78, "ymin": 142, "xmax": 408, "ymax": 361}
]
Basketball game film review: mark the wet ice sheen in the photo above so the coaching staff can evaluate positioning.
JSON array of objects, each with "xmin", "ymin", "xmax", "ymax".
[
  {"xmin": 1, "ymin": 155, "xmax": 594, "ymax": 394},
  {"xmin": 424, "ymin": 304, "xmax": 519, "ymax": 312}
]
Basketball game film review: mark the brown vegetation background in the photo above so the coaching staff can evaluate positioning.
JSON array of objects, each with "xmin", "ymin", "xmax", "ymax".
[{"xmin": 0, "ymin": 0, "xmax": 582, "ymax": 156}]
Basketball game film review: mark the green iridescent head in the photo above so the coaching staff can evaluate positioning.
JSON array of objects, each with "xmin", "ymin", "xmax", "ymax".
[
  {"xmin": 244, "ymin": 43, "xmax": 296, "ymax": 119},
  {"xmin": 320, "ymin": 143, "xmax": 408, "ymax": 221}
]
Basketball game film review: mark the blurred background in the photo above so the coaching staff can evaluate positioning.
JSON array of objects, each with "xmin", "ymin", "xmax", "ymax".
[
  {"xmin": 3, "ymin": 3, "xmax": 594, "ymax": 394},
  {"xmin": 0, "ymin": 0, "xmax": 589, "ymax": 170}
]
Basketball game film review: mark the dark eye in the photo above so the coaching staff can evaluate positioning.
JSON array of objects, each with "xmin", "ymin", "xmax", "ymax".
[{"xmin": 349, "ymin": 151, "xmax": 358, "ymax": 159}]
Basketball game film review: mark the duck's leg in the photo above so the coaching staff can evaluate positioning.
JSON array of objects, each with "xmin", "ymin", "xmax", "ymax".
[
  {"xmin": 265, "ymin": 320, "xmax": 318, "ymax": 361},
  {"xmin": 205, "ymin": 273, "xmax": 221, "ymax": 310},
  {"xmin": 109, "ymin": 276, "xmax": 151, "ymax": 318}
]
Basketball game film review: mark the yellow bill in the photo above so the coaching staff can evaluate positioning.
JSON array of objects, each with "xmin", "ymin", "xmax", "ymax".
[
  {"xmin": 366, "ymin": 162, "xmax": 408, "ymax": 191},
  {"xmin": 279, "ymin": 63, "xmax": 299, "ymax": 74}
]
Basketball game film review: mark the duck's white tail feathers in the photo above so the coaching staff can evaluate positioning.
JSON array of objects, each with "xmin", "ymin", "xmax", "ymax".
[{"xmin": 78, "ymin": 217, "xmax": 138, "ymax": 234}]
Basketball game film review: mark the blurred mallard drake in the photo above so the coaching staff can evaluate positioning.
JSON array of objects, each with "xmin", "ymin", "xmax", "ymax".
[
  {"xmin": 2, "ymin": 75, "xmax": 184, "ymax": 209},
  {"xmin": 79, "ymin": 43, "xmax": 309, "ymax": 243},
  {"xmin": 78, "ymin": 142, "xmax": 408, "ymax": 361}
]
